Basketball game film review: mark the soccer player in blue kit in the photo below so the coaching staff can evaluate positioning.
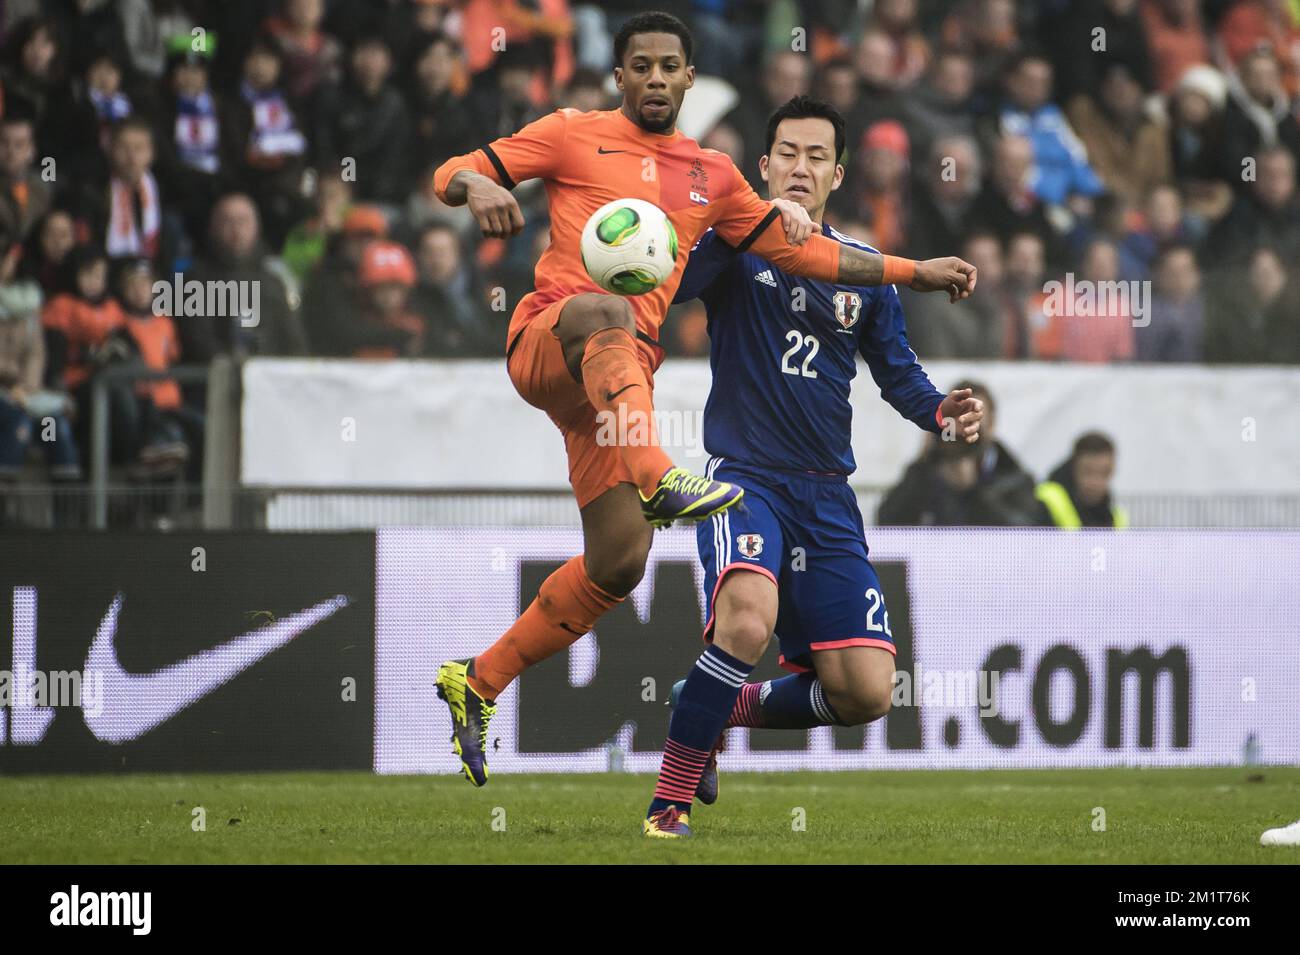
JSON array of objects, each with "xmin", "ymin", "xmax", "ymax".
[{"xmin": 643, "ymin": 96, "xmax": 986, "ymax": 837}]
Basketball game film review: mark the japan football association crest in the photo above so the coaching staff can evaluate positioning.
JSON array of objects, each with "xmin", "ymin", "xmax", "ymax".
[
  {"xmin": 736, "ymin": 533, "xmax": 764, "ymax": 558},
  {"xmin": 833, "ymin": 290, "xmax": 862, "ymax": 330}
]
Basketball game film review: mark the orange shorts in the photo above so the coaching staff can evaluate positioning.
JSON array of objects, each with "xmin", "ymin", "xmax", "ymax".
[{"xmin": 505, "ymin": 295, "xmax": 661, "ymax": 509}]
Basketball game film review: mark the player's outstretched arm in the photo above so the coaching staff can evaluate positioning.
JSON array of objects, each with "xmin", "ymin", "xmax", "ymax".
[
  {"xmin": 837, "ymin": 246, "xmax": 978, "ymax": 303},
  {"xmin": 443, "ymin": 170, "xmax": 525, "ymax": 239}
]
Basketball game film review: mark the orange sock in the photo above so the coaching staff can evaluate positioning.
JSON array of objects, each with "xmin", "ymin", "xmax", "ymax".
[
  {"xmin": 469, "ymin": 556, "xmax": 622, "ymax": 700},
  {"xmin": 580, "ymin": 326, "xmax": 673, "ymax": 496}
]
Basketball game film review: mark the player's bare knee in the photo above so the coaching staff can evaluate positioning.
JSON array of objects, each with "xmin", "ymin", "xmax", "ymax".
[
  {"xmin": 825, "ymin": 682, "xmax": 892, "ymax": 726},
  {"xmin": 589, "ymin": 294, "xmax": 636, "ymax": 331},
  {"xmin": 714, "ymin": 610, "xmax": 769, "ymax": 662},
  {"xmin": 586, "ymin": 548, "xmax": 647, "ymax": 598}
]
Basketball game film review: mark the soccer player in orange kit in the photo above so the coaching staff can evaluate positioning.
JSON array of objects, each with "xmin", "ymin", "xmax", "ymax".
[{"xmin": 431, "ymin": 11, "xmax": 977, "ymax": 786}]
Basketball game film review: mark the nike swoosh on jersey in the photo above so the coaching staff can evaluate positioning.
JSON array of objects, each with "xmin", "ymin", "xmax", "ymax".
[
  {"xmin": 596, "ymin": 147, "xmax": 629, "ymax": 154},
  {"xmin": 82, "ymin": 592, "xmax": 351, "ymax": 743},
  {"xmin": 604, "ymin": 383, "xmax": 637, "ymax": 401}
]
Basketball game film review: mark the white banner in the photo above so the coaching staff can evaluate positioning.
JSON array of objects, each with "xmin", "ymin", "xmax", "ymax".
[
  {"xmin": 242, "ymin": 359, "xmax": 1300, "ymax": 495},
  {"xmin": 373, "ymin": 527, "xmax": 1300, "ymax": 774}
]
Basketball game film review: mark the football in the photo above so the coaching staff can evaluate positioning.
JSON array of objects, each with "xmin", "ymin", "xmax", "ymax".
[{"xmin": 580, "ymin": 198, "xmax": 679, "ymax": 295}]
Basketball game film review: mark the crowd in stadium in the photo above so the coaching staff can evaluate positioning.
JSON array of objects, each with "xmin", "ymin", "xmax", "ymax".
[{"xmin": 0, "ymin": 0, "xmax": 1297, "ymax": 502}]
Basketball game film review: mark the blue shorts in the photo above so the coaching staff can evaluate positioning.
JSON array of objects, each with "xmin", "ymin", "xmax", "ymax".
[{"xmin": 697, "ymin": 457, "xmax": 897, "ymax": 672}]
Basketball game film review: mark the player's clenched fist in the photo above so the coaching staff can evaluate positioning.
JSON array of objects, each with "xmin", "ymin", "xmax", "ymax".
[
  {"xmin": 461, "ymin": 172, "xmax": 526, "ymax": 239},
  {"xmin": 911, "ymin": 257, "xmax": 978, "ymax": 303},
  {"xmin": 938, "ymin": 387, "xmax": 984, "ymax": 443}
]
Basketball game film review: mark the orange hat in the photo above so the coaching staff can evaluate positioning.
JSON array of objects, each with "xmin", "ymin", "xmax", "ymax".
[
  {"xmin": 862, "ymin": 120, "xmax": 910, "ymax": 158},
  {"xmin": 343, "ymin": 204, "xmax": 389, "ymax": 237},
  {"xmin": 359, "ymin": 241, "xmax": 417, "ymax": 288}
]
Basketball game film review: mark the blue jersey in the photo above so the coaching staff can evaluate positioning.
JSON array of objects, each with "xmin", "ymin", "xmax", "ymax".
[{"xmin": 674, "ymin": 224, "xmax": 945, "ymax": 475}]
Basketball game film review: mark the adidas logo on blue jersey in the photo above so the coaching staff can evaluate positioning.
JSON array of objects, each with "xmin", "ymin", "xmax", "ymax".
[{"xmin": 754, "ymin": 269, "xmax": 777, "ymax": 287}]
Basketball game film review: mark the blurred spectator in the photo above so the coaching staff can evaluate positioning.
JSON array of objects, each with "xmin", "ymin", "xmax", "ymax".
[
  {"xmin": 867, "ymin": 0, "xmax": 931, "ymax": 90},
  {"xmin": 459, "ymin": 0, "xmax": 575, "ymax": 97},
  {"xmin": 301, "ymin": 202, "xmax": 387, "ymax": 356},
  {"xmin": 903, "ymin": 49, "xmax": 977, "ymax": 166},
  {"xmin": 811, "ymin": 56, "xmax": 894, "ymax": 141},
  {"xmin": 405, "ymin": 34, "xmax": 478, "ymax": 189},
  {"xmin": 19, "ymin": 209, "xmax": 77, "ymax": 297},
  {"xmin": 1002, "ymin": 230, "xmax": 1048, "ymax": 358},
  {"xmin": 1051, "ymin": 0, "xmax": 1154, "ymax": 103},
  {"xmin": 0, "ymin": 115, "xmax": 52, "ymax": 256},
  {"xmin": 939, "ymin": 0, "xmax": 1020, "ymax": 92},
  {"xmin": 844, "ymin": 120, "xmax": 911, "ymax": 252},
  {"xmin": 411, "ymin": 221, "xmax": 496, "ymax": 357},
  {"xmin": 1066, "ymin": 63, "xmax": 1172, "ymax": 205},
  {"xmin": 559, "ymin": 66, "xmax": 611, "ymax": 112},
  {"xmin": 467, "ymin": 43, "xmax": 547, "ymax": 147},
  {"xmin": 1037, "ymin": 431, "xmax": 1128, "ymax": 528},
  {"xmin": 39, "ymin": 244, "xmax": 136, "ymax": 464},
  {"xmin": 0, "ymin": 280, "xmax": 80, "ymax": 486},
  {"xmin": 985, "ymin": 51, "xmax": 1104, "ymax": 210},
  {"xmin": 282, "ymin": 175, "xmax": 352, "ymax": 283},
  {"xmin": 1221, "ymin": 47, "xmax": 1300, "ymax": 194},
  {"xmin": 155, "ymin": 43, "xmax": 236, "ymax": 243},
  {"xmin": 224, "ymin": 38, "xmax": 309, "ymax": 249},
  {"xmin": 263, "ymin": 0, "xmax": 343, "ymax": 109},
  {"xmin": 348, "ymin": 239, "xmax": 424, "ymax": 358},
  {"xmin": 904, "ymin": 231, "xmax": 1010, "ymax": 358},
  {"xmin": 1137, "ymin": 243, "xmax": 1204, "ymax": 361},
  {"xmin": 1036, "ymin": 238, "xmax": 1136, "ymax": 362},
  {"xmin": 1126, "ymin": 184, "xmax": 1193, "ymax": 266},
  {"xmin": 115, "ymin": 256, "xmax": 203, "ymax": 478},
  {"xmin": 1167, "ymin": 64, "xmax": 1234, "ymax": 222},
  {"xmin": 726, "ymin": 50, "xmax": 811, "ymax": 188},
  {"xmin": 1, "ymin": 17, "xmax": 64, "ymax": 136},
  {"xmin": 905, "ymin": 133, "xmax": 981, "ymax": 260},
  {"xmin": 1207, "ymin": 146, "xmax": 1300, "ymax": 266},
  {"xmin": 118, "ymin": 0, "xmax": 195, "ymax": 81},
  {"xmin": 73, "ymin": 117, "xmax": 173, "ymax": 263},
  {"xmin": 1204, "ymin": 245, "xmax": 1300, "ymax": 362},
  {"xmin": 183, "ymin": 192, "xmax": 307, "ymax": 360},
  {"xmin": 52, "ymin": 52, "xmax": 134, "ymax": 186},
  {"xmin": 313, "ymin": 35, "xmax": 410, "ymax": 205},
  {"xmin": 878, "ymin": 379, "xmax": 1046, "ymax": 526},
  {"xmin": 1140, "ymin": 0, "xmax": 1211, "ymax": 94},
  {"xmin": 701, "ymin": 122, "xmax": 744, "ymax": 168},
  {"xmin": 1216, "ymin": 0, "xmax": 1300, "ymax": 97},
  {"xmin": 971, "ymin": 134, "xmax": 1062, "ymax": 266}
]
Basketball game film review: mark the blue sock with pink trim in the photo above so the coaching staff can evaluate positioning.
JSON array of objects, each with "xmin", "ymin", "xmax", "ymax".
[
  {"xmin": 647, "ymin": 644, "xmax": 753, "ymax": 818},
  {"xmin": 727, "ymin": 673, "xmax": 844, "ymax": 729}
]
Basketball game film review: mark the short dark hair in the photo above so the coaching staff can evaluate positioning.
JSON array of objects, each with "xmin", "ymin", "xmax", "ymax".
[
  {"xmin": 613, "ymin": 11, "xmax": 693, "ymax": 66},
  {"xmin": 764, "ymin": 95, "xmax": 846, "ymax": 163},
  {"xmin": 1073, "ymin": 431, "xmax": 1115, "ymax": 458}
]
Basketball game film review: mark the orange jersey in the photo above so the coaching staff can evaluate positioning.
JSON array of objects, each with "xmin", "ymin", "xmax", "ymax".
[{"xmin": 433, "ymin": 108, "xmax": 841, "ymax": 365}]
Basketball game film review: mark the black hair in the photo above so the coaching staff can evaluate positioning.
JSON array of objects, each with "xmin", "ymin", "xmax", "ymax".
[
  {"xmin": 764, "ymin": 95, "xmax": 846, "ymax": 164},
  {"xmin": 613, "ymin": 11, "xmax": 693, "ymax": 66},
  {"xmin": 1073, "ymin": 431, "xmax": 1116, "ymax": 458}
]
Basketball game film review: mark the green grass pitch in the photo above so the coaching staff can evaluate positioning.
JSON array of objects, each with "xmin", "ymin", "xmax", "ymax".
[{"xmin": 2, "ymin": 768, "xmax": 1299, "ymax": 864}]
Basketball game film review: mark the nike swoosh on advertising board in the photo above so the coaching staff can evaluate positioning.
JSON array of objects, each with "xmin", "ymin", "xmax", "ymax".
[{"xmin": 82, "ymin": 592, "xmax": 351, "ymax": 744}]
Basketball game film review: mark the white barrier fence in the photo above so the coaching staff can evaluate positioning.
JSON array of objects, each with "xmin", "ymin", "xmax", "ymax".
[{"xmin": 242, "ymin": 359, "xmax": 1300, "ymax": 496}]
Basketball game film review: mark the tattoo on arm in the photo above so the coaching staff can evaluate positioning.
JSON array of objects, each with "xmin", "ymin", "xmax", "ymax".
[{"xmin": 836, "ymin": 244, "xmax": 886, "ymax": 286}]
